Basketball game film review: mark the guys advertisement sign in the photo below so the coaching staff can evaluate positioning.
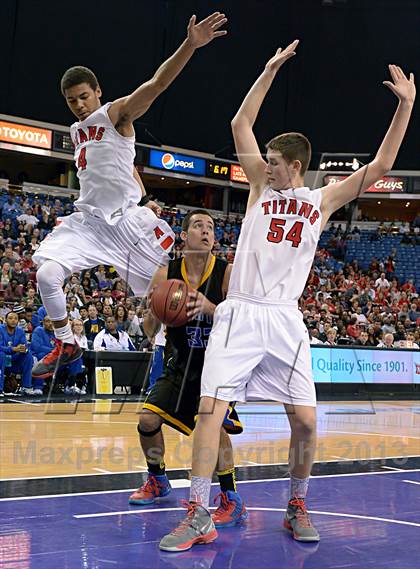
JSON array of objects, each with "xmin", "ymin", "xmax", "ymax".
[
  {"xmin": 311, "ymin": 346, "xmax": 420, "ymax": 384},
  {"xmin": 149, "ymin": 149, "xmax": 206, "ymax": 176}
]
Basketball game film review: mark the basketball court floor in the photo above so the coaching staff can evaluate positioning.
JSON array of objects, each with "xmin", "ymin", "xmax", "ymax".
[{"xmin": 1, "ymin": 398, "xmax": 419, "ymax": 568}]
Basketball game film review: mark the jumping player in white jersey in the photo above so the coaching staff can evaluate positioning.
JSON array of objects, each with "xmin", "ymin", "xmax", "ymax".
[
  {"xmin": 160, "ymin": 40, "xmax": 416, "ymax": 551},
  {"xmin": 32, "ymin": 12, "xmax": 227, "ymax": 378}
]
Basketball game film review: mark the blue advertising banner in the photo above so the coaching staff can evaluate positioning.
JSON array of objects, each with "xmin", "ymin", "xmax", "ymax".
[
  {"xmin": 149, "ymin": 149, "xmax": 206, "ymax": 175},
  {"xmin": 311, "ymin": 346, "xmax": 420, "ymax": 384}
]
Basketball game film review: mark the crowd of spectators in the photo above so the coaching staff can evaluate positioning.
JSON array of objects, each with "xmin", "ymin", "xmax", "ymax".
[{"xmin": 0, "ymin": 189, "xmax": 418, "ymax": 395}]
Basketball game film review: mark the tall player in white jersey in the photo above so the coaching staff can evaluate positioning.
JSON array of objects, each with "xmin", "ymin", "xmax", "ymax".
[
  {"xmin": 32, "ymin": 12, "xmax": 227, "ymax": 378},
  {"xmin": 160, "ymin": 41, "xmax": 416, "ymax": 551}
]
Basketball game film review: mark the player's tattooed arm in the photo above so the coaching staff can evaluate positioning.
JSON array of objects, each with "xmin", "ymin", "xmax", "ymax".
[
  {"xmin": 231, "ymin": 40, "xmax": 299, "ymax": 211},
  {"xmin": 320, "ymin": 65, "xmax": 415, "ymax": 225},
  {"xmin": 109, "ymin": 12, "xmax": 227, "ymax": 125},
  {"xmin": 143, "ymin": 266, "xmax": 168, "ymax": 339}
]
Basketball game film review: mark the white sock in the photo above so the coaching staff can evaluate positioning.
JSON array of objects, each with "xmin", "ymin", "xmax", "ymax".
[
  {"xmin": 54, "ymin": 323, "xmax": 75, "ymax": 345},
  {"xmin": 189, "ymin": 476, "xmax": 211, "ymax": 509}
]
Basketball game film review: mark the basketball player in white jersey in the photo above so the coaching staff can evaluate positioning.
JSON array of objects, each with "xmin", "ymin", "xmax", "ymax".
[
  {"xmin": 31, "ymin": 12, "xmax": 227, "ymax": 378},
  {"xmin": 160, "ymin": 40, "xmax": 415, "ymax": 551}
]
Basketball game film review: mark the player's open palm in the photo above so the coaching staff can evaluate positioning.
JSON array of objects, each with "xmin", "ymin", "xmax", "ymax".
[
  {"xmin": 265, "ymin": 40, "xmax": 299, "ymax": 73},
  {"xmin": 383, "ymin": 65, "xmax": 416, "ymax": 104},
  {"xmin": 187, "ymin": 12, "xmax": 227, "ymax": 48}
]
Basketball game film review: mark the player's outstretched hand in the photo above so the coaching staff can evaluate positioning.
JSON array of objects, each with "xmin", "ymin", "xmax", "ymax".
[
  {"xmin": 186, "ymin": 291, "xmax": 216, "ymax": 320},
  {"xmin": 145, "ymin": 200, "xmax": 162, "ymax": 217},
  {"xmin": 265, "ymin": 39, "xmax": 299, "ymax": 74},
  {"xmin": 187, "ymin": 12, "xmax": 227, "ymax": 48},
  {"xmin": 383, "ymin": 65, "xmax": 416, "ymax": 104}
]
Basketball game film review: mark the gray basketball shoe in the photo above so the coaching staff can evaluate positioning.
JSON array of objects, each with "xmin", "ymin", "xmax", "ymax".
[
  {"xmin": 159, "ymin": 501, "xmax": 218, "ymax": 552},
  {"xmin": 284, "ymin": 498, "xmax": 320, "ymax": 542}
]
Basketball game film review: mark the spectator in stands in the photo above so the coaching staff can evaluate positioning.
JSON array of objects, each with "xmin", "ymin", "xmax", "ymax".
[
  {"xmin": 402, "ymin": 278, "xmax": 416, "ymax": 294},
  {"xmin": 2, "ymin": 245, "xmax": 19, "ymax": 267},
  {"xmin": 71, "ymin": 319, "xmax": 88, "ymax": 350},
  {"xmin": 100, "ymin": 287, "xmax": 114, "ymax": 306},
  {"xmin": 308, "ymin": 325, "xmax": 322, "ymax": 345},
  {"xmin": 81, "ymin": 276, "xmax": 93, "ymax": 297},
  {"xmin": 355, "ymin": 330, "xmax": 371, "ymax": 346},
  {"xmin": 408, "ymin": 303, "xmax": 420, "ymax": 323},
  {"xmin": 79, "ymin": 306, "xmax": 88, "ymax": 321},
  {"xmin": 404, "ymin": 332, "xmax": 419, "ymax": 349},
  {"xmin": 67, "ymin": 296, "xmax": 81, "ymax": 320},
  {"xmin": 93, "ymin": 316, "xmax": 136, "ymax": 351},
  {"xmin": 324, "ymin": 329, "xmax": 337, "ymax": 346},
  {"xmin": 17, "ymin": 207, "xmax": 39, "ymax": 229},
  {"xmin": 11, "ymin": 261, "xmax": 28, "ymax": 287},
  {"xmin": 394, "ymin": 322, "xmax": 408, "ymax": 343},
  {"xmin": 2, "ymin": 197, "xmax": 18, "ymax": 215},
  {"xmin": 125, "ymin": 308, "xmax": 143, "ymax": 345},
  {"xmin": 4, "ymin": 279, "xmax": 23, "ymax": 303},
  {"xmin": 346, "ymin": 316, "xmax": 360, "ymax": 340},
  {"xmin": 95, "ymin": 265, "xmax": 113, "ymax": 289},
  {"xmin": 112, "ymin": 280, "xmax": 126, "ymax": 303},
  {"xmin": 84, "ymin": 304, "xmax": 105, "ymax": 349},
  {"xmin": 0, "ymin": 262, "xmax": 12, "ymax": 288},
  {"xmin": 381, "ymin": 316, "xmax": 396, "ymax": 335},
  {"xmin": 377, "ymin": 333, "xmax": 394, "ymax": 348},
  {"xmin": 375, "ymin": 272, "xmax": 390, "ymax": 290},
  {"xmin": 115, "ymin": 305, "xmax": 128, "ymax": 331},
  {"xmin": 103, "ymin": 303, "xmax": 113, "ymax": 319},
  {"xmin": 398, "ymin": 303, "xmax": 410, "ymax": 322},
  {"xmin": 0, "ymin": 311, "xmax": 35, "ymax": 396}
]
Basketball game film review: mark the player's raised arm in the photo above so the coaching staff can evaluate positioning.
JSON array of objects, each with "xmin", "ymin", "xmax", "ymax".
[
  {"xmin": 110, "ymin": 12, "xmax": 227, "ymax": 125},
  {"xmin": 321, "ymin": 65, "xmax": 415, "ymax": 219},
  {"xmin": 231, "ymin": 40, "xmax": 299, "ymax": 209}
]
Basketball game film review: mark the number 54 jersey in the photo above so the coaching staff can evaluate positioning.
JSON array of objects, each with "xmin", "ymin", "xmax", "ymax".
[{"xmin": 228, "ymin": 186, "xmax": 323, "ymax": 303}]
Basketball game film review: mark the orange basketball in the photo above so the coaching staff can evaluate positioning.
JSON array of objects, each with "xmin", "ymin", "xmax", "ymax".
[{"xmin": 150, "ymin": 279, "xmax": 191, "ymax": 327}]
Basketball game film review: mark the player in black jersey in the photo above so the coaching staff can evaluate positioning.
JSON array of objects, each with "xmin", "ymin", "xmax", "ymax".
[{"xmin": 129, "ymin": 210, "xmax": 247, "ymax": 528}]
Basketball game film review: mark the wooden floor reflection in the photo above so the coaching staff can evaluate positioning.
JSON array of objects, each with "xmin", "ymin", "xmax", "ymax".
[{"xmin": 1, "ymin": 400, "xmax": 419, "ymax": 479}]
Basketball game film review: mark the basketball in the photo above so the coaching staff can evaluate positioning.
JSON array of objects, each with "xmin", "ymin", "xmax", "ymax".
[{"xmin": 150, "ymin": 279, "xmax": 191, "ymax": 327}]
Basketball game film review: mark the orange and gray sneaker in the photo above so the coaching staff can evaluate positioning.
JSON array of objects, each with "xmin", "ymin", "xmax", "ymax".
[
  {"xmin": 159, "ymin": 501, "xmax": 217, "ymax": 552},
  {"xmin": 129, "ymin": 474, "xmax": 171, "ymax": 505},
  {"xmin": 283, "ymin": 498, "xmax": 320, "ymax": 542},
  {"xmin": 211, "ymin": 491, "xmax": 248, "ymax": 528},
  {"xmin": 32, "ymin": 339, "xmax": 82, "ymax": 378}
]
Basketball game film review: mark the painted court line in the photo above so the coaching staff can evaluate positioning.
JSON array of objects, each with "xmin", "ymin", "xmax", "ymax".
[
  {"xmin": 403, "ymin": 479, "xmax": 420, "ymax": 486},
  {"xmin": 73, "ymin": 506, "xmax": 420, "ymax": 528},
  {"xmin": 1, "ymin": 470, "xmax": 419, "ymax": 502},
  {"xmin": 0, "ymin": 479, "xmax": 191, "ymax": 502},
  {"xmin": 2, "ymin": 456, "xmax": 419, "ymax": 482}
]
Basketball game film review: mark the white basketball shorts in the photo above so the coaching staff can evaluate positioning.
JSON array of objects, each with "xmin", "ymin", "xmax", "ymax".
[
  {"xmin": 33, "ymin": 206, "xmax": 174, "ymax": 296},
  {"xmin": 200, "ymin": 296, "xmax": 316, "ymax": 407}
]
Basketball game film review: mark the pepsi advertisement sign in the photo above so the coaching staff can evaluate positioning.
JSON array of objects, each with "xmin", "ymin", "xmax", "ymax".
[{"xmin": 149, "ymin": 149, "xmax": 206, "ymax": 176}]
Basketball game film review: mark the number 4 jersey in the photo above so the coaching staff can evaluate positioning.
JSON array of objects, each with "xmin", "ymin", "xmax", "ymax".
[
  {"xmin": 228, "ymin": 186, "xmax": 323, "ymax": 303},
  {"xmin": 70, "ymin": 103, "xmax": 141, "ymax": 225}
]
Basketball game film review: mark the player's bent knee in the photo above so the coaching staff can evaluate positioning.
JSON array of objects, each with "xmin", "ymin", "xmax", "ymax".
[
  {"xmin": 36, "ymin": 260, "xmax": 69, "ymax": 292},
  {"xmin": 138, "ymin": 410, "xmax": 163, "ymax": 436}
]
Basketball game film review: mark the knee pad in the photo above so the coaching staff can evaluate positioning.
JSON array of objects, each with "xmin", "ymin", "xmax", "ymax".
[{"xmin": 137, "ymin": 423, "xmax": 162, "ymax": 437}]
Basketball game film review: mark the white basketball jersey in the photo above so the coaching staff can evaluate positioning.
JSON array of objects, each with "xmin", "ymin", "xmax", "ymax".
[
  {"xmin": 228, "ymin": 186, "xmax": 323, "ymax": 303},
  {"xmin": 70, "ymin": 103, "xmax": 141, "ymax": 225}
]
